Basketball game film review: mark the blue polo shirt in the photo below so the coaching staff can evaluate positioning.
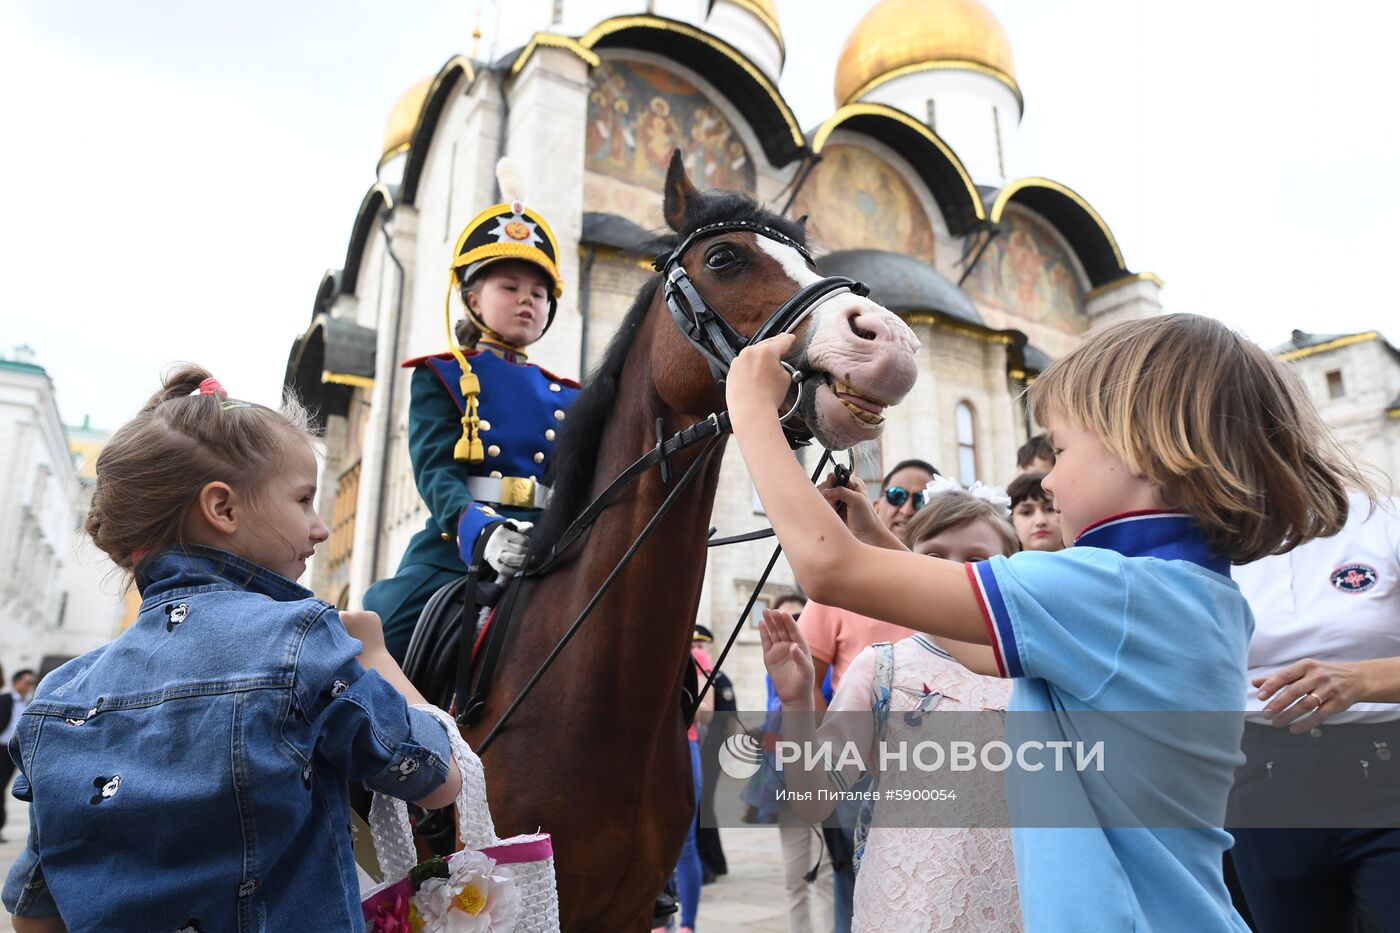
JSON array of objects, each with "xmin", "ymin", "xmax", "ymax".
[{"xmin": 967, "ymin": 511, "xmax": 1252, "ymax": 932}]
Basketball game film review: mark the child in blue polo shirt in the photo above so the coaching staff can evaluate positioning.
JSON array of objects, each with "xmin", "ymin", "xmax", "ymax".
[{"xmin": 727, "ymin": 313, "xmax": 1368, "ymax": 931}]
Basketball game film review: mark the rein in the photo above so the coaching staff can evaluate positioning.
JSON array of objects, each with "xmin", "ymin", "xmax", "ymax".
[{"xmin": 469, "ymin": 222, "xmax": 869, "ymax": 750}]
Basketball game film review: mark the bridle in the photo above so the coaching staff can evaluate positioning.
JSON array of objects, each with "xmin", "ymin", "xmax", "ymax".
[
  {"xmin": 452, "ymin": 219, "xmax": 870, "ymax": 749},
  {"xmin": 654, "ymin": 219, "xmax": 870, "ymax": 446}
]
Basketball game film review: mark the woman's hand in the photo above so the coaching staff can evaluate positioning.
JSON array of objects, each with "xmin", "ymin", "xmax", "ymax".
[
  {"xmin": 12, "ymin": 916, "xmax": 68, "ymax": 932},
  {"xmin": 760, "ymin": 608, "xmax": 816, "ymax": 708},
  {"xmin": 726, "ymin": 333, "xmax": 798, "ymax": 423},
  {"xmin": 819, "ymin": 473, "xmax": 906, "ymax": 550},
  {"xmin": 1254, "ymin": 658, "xmax": 1371, "ymax": 731}
]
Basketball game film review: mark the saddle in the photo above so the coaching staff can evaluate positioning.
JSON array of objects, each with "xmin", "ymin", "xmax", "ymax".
[{"xmin": 401, "ymin": 528, "xmax": 525, "ymax": 720}]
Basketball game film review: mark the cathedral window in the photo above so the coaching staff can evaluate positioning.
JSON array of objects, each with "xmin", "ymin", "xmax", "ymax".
[
  {"xmin": 955, "ymin": 402, "xmax": 978, "ymax": 485},
  {"xmin": 1326, "ymin": 369, "xmax": 1345, "ymax": 399}
]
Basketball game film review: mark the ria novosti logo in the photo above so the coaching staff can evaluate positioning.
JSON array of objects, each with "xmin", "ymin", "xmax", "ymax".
[{"xmin": 718, "ymin": 733, "xmax": 765, "ymax": 779}]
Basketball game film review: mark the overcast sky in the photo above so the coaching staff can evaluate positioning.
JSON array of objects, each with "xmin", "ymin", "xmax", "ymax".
[{"xmin": 3, "ymin": 1, "xmax": 1396, "ymax": 432}]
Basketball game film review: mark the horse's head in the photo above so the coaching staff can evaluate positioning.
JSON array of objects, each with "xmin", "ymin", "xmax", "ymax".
[{"xmin": 651, "ymin": 152, "xmax": 919, "ymax": 450}]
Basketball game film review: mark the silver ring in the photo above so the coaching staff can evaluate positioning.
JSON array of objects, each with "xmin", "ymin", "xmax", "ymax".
[{"xmin": 777, "ymin": 362, "xmax": 805, "ymax": 424}]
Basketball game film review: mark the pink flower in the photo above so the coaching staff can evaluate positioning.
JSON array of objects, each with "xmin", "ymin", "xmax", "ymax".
[{"xmin": 363, "ymin": 878, "xmax": 414, "ymax": 932}]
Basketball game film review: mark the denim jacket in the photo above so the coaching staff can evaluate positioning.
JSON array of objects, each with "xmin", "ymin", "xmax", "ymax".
[{"xmin": 2, "ymin": 546, "xmax": 452, "ymax": 932}]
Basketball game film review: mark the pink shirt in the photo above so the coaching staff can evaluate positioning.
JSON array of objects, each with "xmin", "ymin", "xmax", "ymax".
[
  {"xmin": 798, "ymin": 601, "xmax": 913, "ymax": 688},
  {"xmin": 688, "ymin": 647, "xmax": 713, "ymax": 742}
]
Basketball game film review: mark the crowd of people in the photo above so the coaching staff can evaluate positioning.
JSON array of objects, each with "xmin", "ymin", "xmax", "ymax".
[{"xmin": 2, "ymin": 166, "xmax": 1396, "ymax": 933}]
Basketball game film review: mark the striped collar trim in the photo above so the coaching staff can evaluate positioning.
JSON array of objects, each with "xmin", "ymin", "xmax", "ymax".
[{"xmin": 1075, "ymin": 510, "xmax": 1229, "ymax": 577}]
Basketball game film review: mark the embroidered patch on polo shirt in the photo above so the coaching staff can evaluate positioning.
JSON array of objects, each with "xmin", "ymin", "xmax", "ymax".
[{"xmin": 1330, "ymin": 563, "xmax": 1378, "ymax": 593}]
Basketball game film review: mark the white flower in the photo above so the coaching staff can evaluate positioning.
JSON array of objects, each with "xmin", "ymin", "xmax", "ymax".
[
  {"xmin": 922, "ymin": 474, "xmax": 1012, "ymax": 515},
  {"xmin": 411, "ymin": 850, "xmax": 521, "ymax": 932}
]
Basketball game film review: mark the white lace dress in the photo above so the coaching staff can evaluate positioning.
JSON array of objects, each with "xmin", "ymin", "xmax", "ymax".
[{"xmin": 825, "ymin": 635, "xmax": 1022, "ymax": 932}]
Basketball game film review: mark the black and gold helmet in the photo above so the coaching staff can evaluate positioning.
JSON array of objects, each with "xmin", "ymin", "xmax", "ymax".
[
  {"xmin": 450, "ymin": 185, "xmax": 563, "ymax": 334},
  {"xmin": 441, "ymin": 159, "xmax": 565, "ymax": 464}
]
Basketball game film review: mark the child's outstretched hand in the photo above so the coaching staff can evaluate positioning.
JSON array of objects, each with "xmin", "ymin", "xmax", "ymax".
[
  {"xmin": 726, "ymin": 333, "xmax": 798, "ymax": 422},
  {"xmin": 340, "ymin": 609, "xmax": 389, "ymax": 660},
  {"xmin": 761, "ymin": 608, "xmax": 815, "ymax": 708}
]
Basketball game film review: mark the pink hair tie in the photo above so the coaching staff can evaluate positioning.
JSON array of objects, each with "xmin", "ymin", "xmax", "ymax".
[{"xmin": 198, "ymin": 377, "xmax": 225, "ymax": 397}]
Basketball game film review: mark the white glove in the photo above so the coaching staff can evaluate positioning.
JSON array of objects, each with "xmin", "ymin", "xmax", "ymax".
[{"xmin": 483, "ymin": 520, "xmax": 533, "ymax": 578}]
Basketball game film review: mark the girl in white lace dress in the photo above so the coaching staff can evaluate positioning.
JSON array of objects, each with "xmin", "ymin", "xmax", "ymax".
[{"xmin": 762, "ymin": 481, "xmax": 1022, "ymax": 932}]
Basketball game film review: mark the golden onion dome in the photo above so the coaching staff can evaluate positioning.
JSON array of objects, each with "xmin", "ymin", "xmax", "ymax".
[
  {"xmin": 834, "ymin": 0, "xmax": 1017, "ymax": 106},
  {"xmin": 381, "ymin": 76, "xmax": 433, "ymax": 163}
]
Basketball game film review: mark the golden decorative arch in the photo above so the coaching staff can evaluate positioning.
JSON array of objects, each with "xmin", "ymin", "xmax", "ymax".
[
  {"xmin": 989, "ymin": 177, "xmax": 1127, "ymax": 287},
  {"xmin": 399, "ymin": 56, "xmax": 477, "ymax": 206},
  {"xmin": 810, "ymin": 103, "xmax": 984, "ymax": 235},
  {"xmin": 577, "ymin": 14, "xmax": 805, "ymax": 165}
]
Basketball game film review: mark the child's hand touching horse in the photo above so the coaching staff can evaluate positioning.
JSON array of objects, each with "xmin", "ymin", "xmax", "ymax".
[{"xmin": 820, "ymin": 473, "xmax": 906, "ymax": 551}]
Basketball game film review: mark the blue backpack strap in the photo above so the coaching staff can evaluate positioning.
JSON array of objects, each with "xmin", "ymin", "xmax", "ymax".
[{"xmin": 853, "ymin": 642, "xmax": 895, "ymax": 875}]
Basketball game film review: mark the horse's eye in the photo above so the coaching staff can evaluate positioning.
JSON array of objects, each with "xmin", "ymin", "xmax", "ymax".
[{"xmin": 705, "ymin": 246, "xmax": 739, "ymax": 270}]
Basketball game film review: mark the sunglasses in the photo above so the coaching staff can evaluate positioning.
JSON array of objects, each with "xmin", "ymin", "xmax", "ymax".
[{"xmin": 882, "ymin": 486, "xmax": 929, "ymax": 510}]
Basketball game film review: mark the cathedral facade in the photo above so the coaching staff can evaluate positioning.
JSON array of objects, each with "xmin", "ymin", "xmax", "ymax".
[{"xmin": 285, "ymin": 0, "xmax": 1163, "ymax": 706}]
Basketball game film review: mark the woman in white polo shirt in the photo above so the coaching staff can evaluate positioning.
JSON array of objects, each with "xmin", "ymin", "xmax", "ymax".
[{"xmin": 1231, "ymin": 491, "xmax": 1400, "ymax": 931}]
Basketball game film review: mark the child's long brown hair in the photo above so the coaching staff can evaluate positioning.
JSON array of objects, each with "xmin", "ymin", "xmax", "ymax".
[
  {"xmin": 87, "ymin": 364, "xmax": 315, "ymax": 580},
  {"xmin": 1031, "ymin": 314, "xmax": 1370, "ymax": 562}
]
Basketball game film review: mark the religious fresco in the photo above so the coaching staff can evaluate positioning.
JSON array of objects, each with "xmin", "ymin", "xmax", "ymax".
[
  {"xmin": 585, "ymin": 59, "xmax": 755, "ymax": 195},
  {"xmin": 789, "ymin": 144, "xmax": 936, "ymax": 265},
  {"xmin": 965, "ymin": 208, "xmax": 1083, "ymax": 330}
]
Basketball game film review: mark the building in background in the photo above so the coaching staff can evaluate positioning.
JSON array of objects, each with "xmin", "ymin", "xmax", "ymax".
[
  {"xmin": 283, "ymin": 0, "xmax": 1169, "ymax": 707},
  {"xmin": 0, "ymin": 348, "xmax": 126, "ymax": 679},
  {"xmin": 61, "ymin": 416, "xmax": 137, "ymax": 650},
  {"xmin": 1274, "ymin": 330, "xmax": 1399, "ymax": 494}
]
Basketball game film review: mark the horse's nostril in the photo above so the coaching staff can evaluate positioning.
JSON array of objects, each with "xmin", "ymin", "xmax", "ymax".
[{"xmin": 848, "ymin": 315, "xmax": 877, "ymax": 341}]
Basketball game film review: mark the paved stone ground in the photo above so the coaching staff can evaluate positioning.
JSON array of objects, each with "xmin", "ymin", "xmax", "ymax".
[
  {"xmin": 3, "ymin": 804, "xmax": 794, "ymax": 929},
  {"xmin": 694, "ymin": 827, "xmax": 793, "ymax": 932}
]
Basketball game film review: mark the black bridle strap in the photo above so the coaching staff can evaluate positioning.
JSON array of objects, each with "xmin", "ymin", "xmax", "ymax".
[
  {"xmin": 478, "ymin": 430, "xmax": 727, "ymax": 753},
  {"xmin": 747, "ymin": 276, "xmax": 868, "ymax": 346},
  {"xmin": 688, "ymin": 450, "xmax": 833, "ymax": 724},
  {"xmin": 706, "ymin": 526, "xmax": 775, "ymax": 548},
  {"xmin": 656, "ymin": 219, "xmax": 868, "ymax": 389},
  {"xmin": 528, "ymin": 411, "xmax": 731, "ymax": 578}
]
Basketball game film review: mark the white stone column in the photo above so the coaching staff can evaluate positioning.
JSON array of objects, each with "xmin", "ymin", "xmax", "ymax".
[
  {"xmin": 503, "ymin": 46, "xmax": 591, "ymax": 380},
  {"xmin": 1085, "ymin": 273, "xmax": 1163, "ymax": 331}
]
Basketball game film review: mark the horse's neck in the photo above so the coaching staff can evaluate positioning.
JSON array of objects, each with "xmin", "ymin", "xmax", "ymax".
[{"xmin": 571, "ymin": 340, "xmax": 725, "ymax": 669}]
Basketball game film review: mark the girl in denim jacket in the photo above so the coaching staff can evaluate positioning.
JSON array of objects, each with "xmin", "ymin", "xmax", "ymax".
[{"xmin": 4, "ymin": 366, "xmax": 462, "ymax": 933}]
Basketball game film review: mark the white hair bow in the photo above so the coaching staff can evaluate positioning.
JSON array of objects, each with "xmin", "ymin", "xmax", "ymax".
[{"xmin": 923, "ymin": 474, "xmax": 1012, "ymax": 515}]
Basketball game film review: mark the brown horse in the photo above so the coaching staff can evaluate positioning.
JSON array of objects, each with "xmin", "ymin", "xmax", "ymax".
[{"xmin": 460, "ymin": 152, "xmax": 919, "ymax": 930}]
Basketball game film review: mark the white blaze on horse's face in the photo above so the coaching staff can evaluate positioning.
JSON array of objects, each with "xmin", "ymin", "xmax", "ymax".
[{"xmin": 754, "ymin": 237, "xmax": 921, "ymax": 450}]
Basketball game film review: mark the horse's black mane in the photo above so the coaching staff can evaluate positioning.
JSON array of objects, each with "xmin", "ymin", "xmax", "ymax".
[{"xmin": 528, "ymin": 188, "xmax": 807, "ymax": 564}]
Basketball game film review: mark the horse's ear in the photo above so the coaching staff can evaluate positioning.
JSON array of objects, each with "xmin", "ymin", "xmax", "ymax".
[
  {"xmin": 663, "ymin": 149, "xmax": 697, "ymax": 232},
  {"xmin": 796, "ymin": 214, "xmax": 810, "ymax": 230}
]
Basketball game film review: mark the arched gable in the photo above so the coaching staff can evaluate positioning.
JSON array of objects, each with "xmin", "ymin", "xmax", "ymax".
[
  {"xmin": 810, "ymin": 103, "xmax": 984, "ymax": 236},
  {"xmin": 586, "ymin": 56, "xmax": 758, "ymax": 196},
  {"xmin": 791, "ymin": 142, "xmax": 939, "ymax": 264},
  {"xmin": 577, "ymin": 15, "xmax": 805, "ymax": 167},
  {"xmin": 399, "ymin": 55, "xmax": 476, "ymax": 206},
  {"xmin": 964, "ymin": 203, "xmax": 1086, "ymax": 333},
  {"xmin": 988, "ymin": 177, "xmax": 1126, "ymax": 287},
  {"xmin": 311, "ymin": 269, "xmax": 341, "ymax": 321},
  {"xmin": 341, "ymin": 183, "xmax": 394, "ymax": 295}
]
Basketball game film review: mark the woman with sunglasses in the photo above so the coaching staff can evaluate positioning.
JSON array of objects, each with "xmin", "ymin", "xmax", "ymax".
[{"xmin": 762, "ymin": 478, "xmax": 1023, "ymax": 932}]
